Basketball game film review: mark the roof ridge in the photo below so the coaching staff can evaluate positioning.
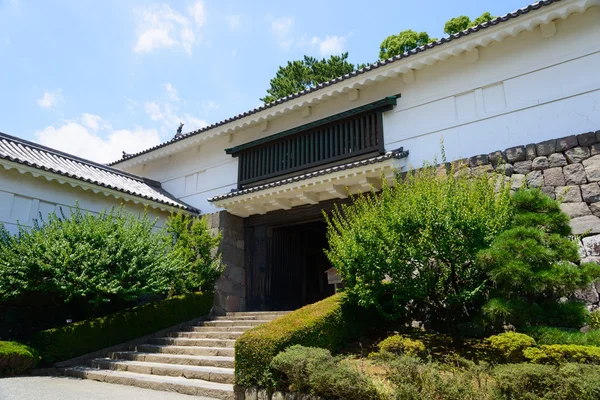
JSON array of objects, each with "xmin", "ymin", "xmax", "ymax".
[
  {"xmin": 108, "ymin": 0, "xmax": 563, "ymax": 166},
  {"xmin": 0, "ymin": 131, "xmax": 161, "ymax": 186}
]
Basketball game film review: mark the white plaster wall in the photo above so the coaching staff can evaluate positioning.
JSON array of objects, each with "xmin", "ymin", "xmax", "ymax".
[
  {"xmin": 122, "ymin": 6, "xmax": 600, "ymax": 215},
  {"xmin": 0, "ymin": 168, "xmax": 170, "ymax": 235}
]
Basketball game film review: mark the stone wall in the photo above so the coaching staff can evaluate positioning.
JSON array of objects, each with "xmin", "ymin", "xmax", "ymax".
[
  {"xmin": 464, "ymin": 129, "xmax": 600, "ymax": 310},
  {"xmin": 205, "ymin": 211, "xmax": 246, "ymax": 315}
]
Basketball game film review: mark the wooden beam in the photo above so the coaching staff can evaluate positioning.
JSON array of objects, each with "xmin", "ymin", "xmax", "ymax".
[
  {"xmin": 297, "ymin": 191, "xmax": 319, "ymax": 204},
  {"xmin": 248, "ymin": 204, "xmax": 267, "ymax": 215},
  {"xmin": 326, "ymin": 185, "xmax": 348, "ymax": 199},
  {"xmin": 270, "ymin": 197, "xmax": 292, "ymax": 210}
]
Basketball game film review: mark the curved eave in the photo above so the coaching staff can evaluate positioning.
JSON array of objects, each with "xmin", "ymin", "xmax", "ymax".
[
  {"xmin": 110, "ymin": 0, "xmax": 599, "ymax": 169},
  {"xmin": 0, "ymin": 159, "xmax": 197, "ymax": 214}
]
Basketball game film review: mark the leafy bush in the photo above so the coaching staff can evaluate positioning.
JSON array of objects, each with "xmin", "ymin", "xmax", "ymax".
[
  {"xmin": 377, "ymin": 334, "xmax": 425, "ymax": 357},
  {"xmin": 270, "ymin": 345, "xmax": 333, "ymax": 392},
  {"xmin": 525, "ymin": 326, "xmax": 600, "ymax": 346},
  {"xmin": 325, "ymin": 160, "xmax": 512, "ymax": 341},
  {"xmin": 166, "ymin": 213, "xmax": 223, "ymax": 294},
  {"xmin": 479, "ymin": 189, "xmax": 600, "ymax": 329},
  {"xmin": 492, "ymin": 363, "xmax": 600, "ymax": 400},
  {"xmin": 0, "ymin": 341, "xmax": 39, "ymax": 376},
  {"xmin": 590, "ymin": 309, "xmax": 600, "ymax": 330},
  {"xmin": 0, "ymin": 206, "xmax": 183, "ymax": 306},
  {"xmin": 234, "ymin": 293, "xmax": 374, "ymax": 388},
  {"xmin": 523, "ymin": 344, "xmax": 600, "ymax": 365},
  {"xmin": 308, "ymin": 357, "xmax": 381, "ymax": 400},
  {"xmin": 487, "ymin": 332, "xmax": 536, "ymax": 363},
  {"xmin": 31, "ymin": 292, "xmax": 212, "ymax": 364},
  {"xmin": 384, "ymin": 354, "xmax": 493, "ymax": 400}
]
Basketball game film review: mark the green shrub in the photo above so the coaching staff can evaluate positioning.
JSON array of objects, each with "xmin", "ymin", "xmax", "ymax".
[
  {"xmin": 31, "ymin": 292, "xmax": 212, "ymax": 364},
  {"xmin": 590, "ymin": 309, "xmax": 600, "ymax": 330},
  {"xmin": 325, "ymin": 159, "xmax": 513, "ymax": 341},
  {"xmin": 0, "ymin": 341, "xmax": 39, "ymax": 376},
  {"xmin": 492, "ymin": 363, "xmax": 600, "ymax": 400},
  {"xmin": 166, "ymin": 213, "xmax": 223, "ymax": 294},
  {"xmin": 525, "ymin": 326, "xmax": 600, "ymax": 346},
  {"xmin": 479, "ymin": 189, "xmax": 600, "ymax": 329},
  {"xmin": 308, "ymin": 358, "xmax": 381, "ymax": 400},
  {"xmin": 487, "ymin": 332, "xmax": 536, "ymax": 363},
  {"xmin": 386, "ymin": 355, "xmax": 493, "ymax": 400},
  {"xmin": 377, "ymin": 334, "xmax": 425, "ymax": 357},
  {"xmin": 234, "ymin": 293, "xmax": 373, "ymax": 388},
  {"xmin": 523, "ymin": 344, "xmax": 600, "ymax": 365},
  {"xmin": 270, "ymin": 345, "xmax": 333, "ymax": 392}
]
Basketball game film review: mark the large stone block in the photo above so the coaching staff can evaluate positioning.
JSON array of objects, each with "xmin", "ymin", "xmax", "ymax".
[
  {"xmin": 570, "ymin": 215, "xmax": 600, "ymax": 236},
  {"xmin": 557, "ymin": 135, "xmax": 579, "ymax": 151},
  {"xmin": 582, "ymin": 183, "xmax": 600, "ymax": 203},
  {"xmin": 532, "ymin": 156, "xmax": 549, "ymax": 170},
  {"xmin": 536, "ymin": 139, "xmax": 557, "ymax": 156},
  {"xmin": 548, "ymin": 153, "xmax": 567, "ymax": 168},
  {"xmin": 472, "ymin": 164, "xmax": 493, "ymax": 176},
  {"xmin": 488, "ymin": 150, "xmax": 505, "ymax": 166},
  {"xmin": 257, "ymin": 389, "xmax": 271, "ymax": 400},
  {"xmin": 505, "ymin": 146, "xmax": 526, "ymax": 162},
  {"xmin": 513, "ymin": 161, "xmax": 532, "ymax": 175},
  {"xmin": 560, "ymin": 202, "xmax": 591, "ymax": 218},
  {"xmin": 583, "ymin": 155, "xmax": 600, "ymax": 182},
  {"xmin": 565, "ymin": 147, "xmax": 591, "ymax": 163},
  {"xmin": 582, "ymin": 234, "xmax": 600, "ymax": 256},
  {"xmin": 495, "ymin": 163, "xmax": 513, "ymax": 177},
  {"xmin": 469, "ymin": 154, "xmax": 489, "ymax": 167},
  {"xmin": 563, "ymin": 163, "xmax": 587, "ymax": 185},
  {"xmin": 510, "ymin": 174, "xmax": 526, "ymax": 191},
  {"xmin": 272, "ymin": 393, "xmax": 285, "ymax": 400},
  {"xmin": 543, "ymin": 167, "xmax": 565, "ymax": 186},
  {"xmin": 526, "ymin": 170, "xmax": 543, "ymax": 188},
  {"xmin": 578, "ymin": 132, "xmax": 597, "ymax": 147},
  {"xmin": 246, "ymin": 387, "xmax": 258, "ymax": 400},
  {"xmin": 555, "ymin": 186, "xmax": 582, "ymax": 203},
  {"xmin": 590, "ymin": 202, "xmax": 600, "ymax": 218},
  {"xmin": 591, "ymin": 143, "xmax": 600, "ymax": 156},
  {"xmin": 541, "ymin": 186, "xmax": 556, "ymax": 199},
  {"xmin": 525, "ymin": 144, "xmax": 537, "ymax": 160}
]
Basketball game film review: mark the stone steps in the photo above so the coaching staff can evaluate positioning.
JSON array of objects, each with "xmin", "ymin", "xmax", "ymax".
[
  {"xmin": 91, "ymin": 358, "xmax": 235, "ymax": 384},
  {"xmin": 66, "ymin": 366, "xmax": 235, "ymax": 399},
  {"xmin": 63, "ymin": 311, "xmax": 287, "ymax": 399}
]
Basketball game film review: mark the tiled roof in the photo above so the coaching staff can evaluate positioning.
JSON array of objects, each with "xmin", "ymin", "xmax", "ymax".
[
  {"xmin": 109, "ymin": 0, "xmax": 560, "ymax": 166},
  {"xmin": 0, "ymin": 132, "xmax": 197, "ymax": 212},
  {"xmin": 208, "ymin": 148, "xmax": 409, "ymax": 202}
]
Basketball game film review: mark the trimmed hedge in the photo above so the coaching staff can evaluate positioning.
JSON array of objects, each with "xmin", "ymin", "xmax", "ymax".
[
  {"xmin": 32, "ymin": 292, "xmax": 213, "ymax": 365},
  {"xmin": 524, "ymin": 344, "xmax": 600, "ymax": 365},
  {"xmin": 234, "ymin": 293, "xmax": 374, "ymax": 388},
  {"xmin": 0, "ymin": 341, "xmax": 39, "ymax": 376}
]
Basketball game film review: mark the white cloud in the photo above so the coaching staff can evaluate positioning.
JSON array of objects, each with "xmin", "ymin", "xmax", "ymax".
[
  {"xmin": 35, "ymin": 115, "xmax": 161, "ymax": 164},
  {"xmin": 309, "ymin": 35, "xmax": 347, "ymax": 56},
  {"xmin": 133, "ymin": 2, "xmax": 205, "ymax": 56},
  {"xmin": 271, "ymin": 16, "xmax": 294, "ymax": 49},
  {"xmin": 143, "ymin": 100, "xmax": 208, "ymax": 134},
  {"xmin": 37, "ymin": 89, "xmax": 63, "ymax": 109},
  {"xmin": 144, "ymin": 101, "xmax": 164, "ymax": 121},
  {"xmin": 226, "ymin": 15, "xmax": 241, "ymax": 31},
  {"xmin": 164, "ymin": 83, "xmax": 179, "ymax": 101},
  {"xmin": 188, "ymin": 0, "xmax": 206, "ymax": 26}
]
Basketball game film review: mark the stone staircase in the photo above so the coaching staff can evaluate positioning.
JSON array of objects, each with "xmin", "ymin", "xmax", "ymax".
[{"xmin": 64, "ymin": 311, "xmax": 288, "ymax": 399}]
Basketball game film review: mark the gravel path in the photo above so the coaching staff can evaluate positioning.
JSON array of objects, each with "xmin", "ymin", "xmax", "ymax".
[{"xmin": 0, "ymin": 376, "xmax": 217, "ymax": 400}]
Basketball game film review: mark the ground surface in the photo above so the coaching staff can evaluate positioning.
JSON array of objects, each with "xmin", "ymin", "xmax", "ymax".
[{"xmin": 0, "ymin": 376, "xmax": 217, "ymax": 400}]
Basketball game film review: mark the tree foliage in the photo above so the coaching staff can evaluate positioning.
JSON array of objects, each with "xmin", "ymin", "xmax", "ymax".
[
  {"xmin": 0, "ymin": 206, "xmax": 222, "ymax": 308},
  {"xmin": 325, "ymin": 162, "xmax": 513, "ymax": 340},
  {"xmin": 478, "ymin": 189, "xmax": 600, "ymax": 328},
  {"xmin": 261, "ymin": 53, "xmax": 358, "ymax": 104},
  {"xmin": 444, "ymin": 12, "xmax": 495, "ymax": 35},
  {"xmin": 379, "ymin": 30, "xmax": 437, "ymax": 60},
  {"xmin": 166, "ymin": 212, "xmax": 223, "ymax": 294}
]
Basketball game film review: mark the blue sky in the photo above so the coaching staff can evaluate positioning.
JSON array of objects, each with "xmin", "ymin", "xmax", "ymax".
[{"xmin": 0, "ymin": 0, "xmax": 529, "ymax": 163}]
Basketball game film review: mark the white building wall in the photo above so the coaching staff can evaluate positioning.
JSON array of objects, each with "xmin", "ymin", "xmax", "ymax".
[
  {"xmin": 122, "ymin": 5, "xmax": 600, "ymax": 215},
  {"xmin": 0, "ymin": 167, "xmax": 170, "ymax": 235}
]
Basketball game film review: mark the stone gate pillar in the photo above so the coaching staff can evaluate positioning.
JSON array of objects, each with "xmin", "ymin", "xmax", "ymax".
[{"xmin": 205, "ymin": 211, "xmax": 246, "ymax": 315}]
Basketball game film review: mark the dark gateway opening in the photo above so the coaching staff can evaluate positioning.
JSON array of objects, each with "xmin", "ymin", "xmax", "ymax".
[{"xmin": 244, "ymin": 201, "xmax": 347, "ymax": 311}]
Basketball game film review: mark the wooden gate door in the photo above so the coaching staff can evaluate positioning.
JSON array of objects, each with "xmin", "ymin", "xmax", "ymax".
[{"xmin": 270, "ymin": 227, "xmax": 305, "ymax": 310}]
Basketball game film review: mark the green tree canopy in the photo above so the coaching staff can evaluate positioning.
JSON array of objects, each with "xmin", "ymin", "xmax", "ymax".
[
  {"xmin": 444, "ymin": 12, "xmax": 495, "ymax": 35},
  {"xmin": 261, "ymin": 53, "xmax": 358, "ymax": 104},
  {"xmin": 378, "ymin": 30, "xmax": 437, "ymax": 60}
]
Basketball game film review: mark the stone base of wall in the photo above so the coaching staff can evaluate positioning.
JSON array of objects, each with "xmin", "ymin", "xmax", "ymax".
[
  {"xmin": 462, "ymin": 130, "xmax": 600, "ymax": 310},
  {"xmin": 205, "ymin": 211, "xmax": 246, "ymax": 315}
]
